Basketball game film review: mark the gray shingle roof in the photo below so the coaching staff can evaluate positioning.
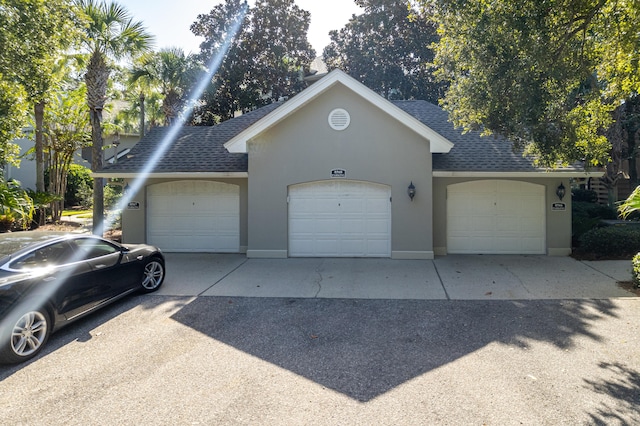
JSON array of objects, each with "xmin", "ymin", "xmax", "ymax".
[
  {"xmin": 393, "ymin": 100, "xmax": 552, "ymax": 172},
  {"xmin": 101, "ymin": 98, "xmax": 581, "ymax": 174},
  {"xmin": 100, "ymin": 102, "xmax": 282, "ymax": 173}
]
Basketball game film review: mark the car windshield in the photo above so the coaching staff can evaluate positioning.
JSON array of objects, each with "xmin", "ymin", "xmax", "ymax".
[{"xmin": 0, "ymin": 232, "xmax": 72, "ymax": 260}]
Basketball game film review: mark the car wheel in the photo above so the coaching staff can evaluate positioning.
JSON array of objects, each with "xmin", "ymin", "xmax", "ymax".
[
  {"xmin": 0, "ymin": 309, "xmax": 51, "ymax": 364},
  {"xmin": 141, "ymin": 258, "xmax": 164, "ymax": 292}
]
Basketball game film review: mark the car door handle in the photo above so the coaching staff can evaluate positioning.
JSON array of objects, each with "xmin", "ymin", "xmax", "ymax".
[
  {"xmin": 43, "ymin": 276, "xmax": 56, "ymax": 281},
  {"xmin": 94, "ymin": 264, "xmax": 107, "ymax": 269}
]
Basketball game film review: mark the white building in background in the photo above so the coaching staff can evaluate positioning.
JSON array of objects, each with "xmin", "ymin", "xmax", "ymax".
[
  {"xmin": 4, "ymin": 132, "xmax": 139, "ymax": 190},
  {"xmin": 4, "ymin": 134, "xmax": 37, "ymax": 190}
]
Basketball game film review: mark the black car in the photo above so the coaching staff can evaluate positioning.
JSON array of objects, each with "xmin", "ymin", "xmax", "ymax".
[{"xmin": 0, "ymin": 232, "xmax": 165, "ymax": 364}]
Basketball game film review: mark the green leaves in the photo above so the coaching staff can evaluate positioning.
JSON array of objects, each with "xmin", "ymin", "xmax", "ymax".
[
  {"xmin": 0, "ymin": 80, "xmax": 26, "ymax": 167},
  {"xmin": 0, "ymin": 179, "xmax": 34, "ymax": 230},
  {"xmin": 426, "ymin": 0, "xmax": 640, "ymax": 167},
  {"xmin": 191, "ymin": 0, "xmax": 315, "ymax": 123},
  {"xmin": 130, "ymin": 48, "xmax": 203, "ymax": 125},
  {"xmin": 324, "ymin": 0, "xmax": 443, "ymax": 102},
  {"xmin": 619, "ymin": 185, "xmax": 640, "ymax": 219}
]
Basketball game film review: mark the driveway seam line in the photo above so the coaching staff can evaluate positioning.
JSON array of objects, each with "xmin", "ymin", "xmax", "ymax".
[
  {"xmin": 314, "ymin": 259, "xmax": 324, "ymax": 298},
  {"xmin": 579, "ymin": 260, "xmax": 620, "ymax": 281},
  {"xmin": 197, "ymin": 257, "xmax": 249, "ymax": 297},
  {"xmin": 432, "ymin": 260, "xmax": 451, "ymax": 300}
]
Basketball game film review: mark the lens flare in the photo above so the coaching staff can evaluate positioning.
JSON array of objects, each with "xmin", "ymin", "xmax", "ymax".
[
  {"xmin": 97, "ymin": 2, "xmax": 249, "ymax": 233},
  {"xmin": 1, "ymin": 5, "xmax": 249, "ymax": 351}
]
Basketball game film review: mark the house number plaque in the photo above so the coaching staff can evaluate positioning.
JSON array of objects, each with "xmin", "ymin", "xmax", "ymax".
[{"xmin": 331, "ymin": 168, "xmax": 346, "ymax": 178}]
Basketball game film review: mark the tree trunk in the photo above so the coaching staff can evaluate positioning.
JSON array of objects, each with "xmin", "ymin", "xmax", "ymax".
[
  {"xmin": 34, "ymin": 101, "xmax": 45, "ymax": 192},
  {"xmin": 139, "ymin": 92, "xmax": 145, "ymax": 137},
  {"xmin": 86, "ymin": 51, "xmax": 109, "ymax": 237},
  {"xmin": 34, "ymin": 101, "xmax": 46, "ymax": 225},
  {"xmin": 90, "ymin": 107, "xmax": 104, "ymax": 236}
]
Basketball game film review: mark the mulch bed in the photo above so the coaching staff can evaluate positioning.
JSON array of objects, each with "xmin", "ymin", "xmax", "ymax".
[
  {"xmin": 617, "ymin": 280, "xmax": 640, "ymax": 296},
  {"xmin": 35, "ymin": 220, "xmax": 122, "ymax": 243}
]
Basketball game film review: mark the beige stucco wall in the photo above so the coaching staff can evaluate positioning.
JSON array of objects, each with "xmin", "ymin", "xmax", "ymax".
[
  {"xmin": 246, "ymin": 83, "xmax": 434, "ymax": 259},
  {"xmin": 432, "ymin": 177, "xmax": 572, "ymax": 256},
  {"xmin": 121, "ymin": 177, "xmax": 248, "ymax": 251}
]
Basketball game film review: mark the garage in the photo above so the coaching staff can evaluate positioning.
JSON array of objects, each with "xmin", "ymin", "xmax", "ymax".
[
  {"xmin": 288, "ymin": 180, "xmax": 391, "ymax": 257},
  {"xmin": 147, "ymin": 180, "xmax": 240, "ymax": 252},
  {"xmin": 447, "ymin": 180, "xmax": 546, "ymax": 254}
]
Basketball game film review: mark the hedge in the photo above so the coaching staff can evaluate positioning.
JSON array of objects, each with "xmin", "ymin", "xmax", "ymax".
[
  {"xmin": 572, "ymin": 189, "xmax": 598, "ymax": 203},
  {"xmin": 572, "ymin": 201, "xmax": 618, "ymax": 242},
  {"xmin": 579, "ymin": 226, "xmax": 640, "ymax": 258}
]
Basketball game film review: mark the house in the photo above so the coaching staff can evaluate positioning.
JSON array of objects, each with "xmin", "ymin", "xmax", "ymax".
[
  {"xmin": 95, "ymin": 70, "xmax": 601, "ymax": 258},
  {"xmin": 5, "ymin": 132, "xmax": 136, "ymax": 191}
]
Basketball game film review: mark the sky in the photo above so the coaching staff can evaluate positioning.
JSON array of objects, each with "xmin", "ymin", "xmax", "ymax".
[{"xmin": 119, "ymin": 0, "xmax": 363, "ymax": 55}]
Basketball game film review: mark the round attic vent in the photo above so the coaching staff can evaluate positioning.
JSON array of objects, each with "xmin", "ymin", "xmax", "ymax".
[{"xmin": 328, "ymin": 108, "xmax": 351, "ymax": 131}]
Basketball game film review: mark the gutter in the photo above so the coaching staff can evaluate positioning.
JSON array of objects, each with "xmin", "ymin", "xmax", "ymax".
[{"xmin": 92, "ymin": 172, "xmax": 248, "ymax": 179}]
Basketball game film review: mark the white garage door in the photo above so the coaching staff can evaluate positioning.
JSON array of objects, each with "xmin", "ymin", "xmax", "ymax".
[
  {"xmin": 447, "ymin": 180, "xmax": 546, "ymax": 254},
  {"xmin": 147, "ymin": 181, "xmax": 239, "ymax": 252},
  {"xmin": 289, "ymin": 180, "xmax": 391, "ymax": 257}
]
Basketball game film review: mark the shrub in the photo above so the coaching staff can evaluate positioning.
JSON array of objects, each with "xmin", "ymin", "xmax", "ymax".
[
  {"xmin": 65, "ymin": 164, "xmax": 93, "ymax": 207},
  {"xmin": 572, "ymin": 201, "xmax": 619, "ymax": 244},
  {"xmin": 633, "ymin": 253, "xmax": 640, "ymax": 288},
  {"xmin": 104, "ymin": 181, "xmax": 123, "ymax": 210},
  {"xmin": 572, "ymin": 201, "xmax": 618, "ymax": 220},
  {"xmin": 572, "ymin": 189, "xmax": 598, "ymax": 203},
  {"xmin": 0, "ymin": 180, "xmax": 34, "ymax": 231},
  {"xmin": 75, "ymin": 180, "xmax": 93, "ymax": 209},
  {"xmin": 579, "ymin": 226, "xmax": 640, "ymax": 258}
]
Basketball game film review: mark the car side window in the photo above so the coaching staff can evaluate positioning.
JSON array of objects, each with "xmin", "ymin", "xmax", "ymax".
[
  {"xmin": 71, "ymin": 238, "xmax": 119, "ymax": 260},
  {"xmin": 10, "ymin": 241, "xmax": 75, "ymax": 270}
]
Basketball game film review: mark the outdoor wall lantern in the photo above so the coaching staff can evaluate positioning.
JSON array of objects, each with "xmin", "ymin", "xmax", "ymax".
[
  {"xmin": 408, "ymin": 181, "xmax": 416, "ymax": 201},
  {"xmin": 556, "ymin": 182, "xmax": 566, "ymax": 201}
]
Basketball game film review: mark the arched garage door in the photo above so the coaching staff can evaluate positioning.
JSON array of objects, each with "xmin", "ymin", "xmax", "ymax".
[
  {"xmin": 147, "ymin": 181, "xmax": 239, "ymax": 252},
  {"xmin": 288, "ymin": 180, "xmax": 391, "ymax": 257},
  {"xmin": 447, "ymin": 180, "xmax": 546, "ymax": 254}
]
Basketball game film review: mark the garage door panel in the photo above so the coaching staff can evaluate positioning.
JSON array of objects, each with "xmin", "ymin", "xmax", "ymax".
[
  {"xmin": 289, "ymin": 181, "xmax": 391, "ymax": 257},
  {"xmin": 366, "ymin": 219, "xmax": 390, "ymax": 234},
  {"xmin": 289, "ymin": 218, "xmax": 315, "ymax": 233},
  {"xmin": 312, "ymin": 218, "xmax": 339, "ymax": 233},
  {"xmin": 314, "ymin": 239, "xmax": 340, "ymax": 256},
  {"xmin": 147, "ymin": 181, "xmax": 240, "ymax": 252},
  {"xmin": 213, "ymin": 216, "xmax": 241, "ymax": 230},
  {"xmin": 366, "ymin": 198, "xmax": 388, "ymax": 211},
  {"xmin": 149, "ymin": 215, "xmax": 189, "ymax": 232},
  {"xmin": 496, "ymin": 217, "xmax": 521, "ymax": 233},
  {"xmin": 341, "ymin": 240, "xmax": 365, "ymax": 255},
  {"xmin": 447, "ymin": 180, "xmax": 545, "ymax": 254},
  {"xmin": 341, "ymin": 219, "xmax": 364, "ymax": 234},
  {"xmin": 340, "ymin": 198, "xmax": 364, "ymax": 212},
  {"xmin": 521, "ymin": 237, "xmax": 545, "ymax": 251},
  {"xmin": 520, "ymin": 219, "xmax": 544, "ymax": 234}
]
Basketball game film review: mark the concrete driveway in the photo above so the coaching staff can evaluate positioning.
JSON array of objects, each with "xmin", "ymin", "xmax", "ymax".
[{"xmin": 158, "ymin": 253, "xmax": 637, "ymax": 299}]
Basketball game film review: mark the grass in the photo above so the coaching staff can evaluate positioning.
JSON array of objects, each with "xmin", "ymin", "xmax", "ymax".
[{"xmin": 61, "ymin": 209, "xmax": 92, "ymax": 217}]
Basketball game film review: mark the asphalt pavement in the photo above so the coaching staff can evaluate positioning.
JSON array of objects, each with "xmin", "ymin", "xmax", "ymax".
[{"xmin": 1, "ymin": 254, "xmax": 638, "ymax": 425}]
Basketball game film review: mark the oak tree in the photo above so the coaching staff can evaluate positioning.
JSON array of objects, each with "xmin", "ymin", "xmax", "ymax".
[
  {"xmin": 424, "ymin": 0, "xmax": 640, "ymax": 167},
  {"xmin": 324, "ymin": 0, "xmax": 443, "ymax": 102},
  {"xmin": 191, "ymin": 0, "xmax": 315, "ymax": 123}
]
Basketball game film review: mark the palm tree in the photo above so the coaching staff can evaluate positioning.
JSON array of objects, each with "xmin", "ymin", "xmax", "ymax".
[
  {"xmin": 78, "ymin": 0, "xmax": 153, "ymax": 235},
  {"xmin": 130, "ymin": 48, "xmax": 203, "ymax": 126},
  {"xmin": 115, "ymin": 88, "xmax": 164, "ymax": 134}
]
